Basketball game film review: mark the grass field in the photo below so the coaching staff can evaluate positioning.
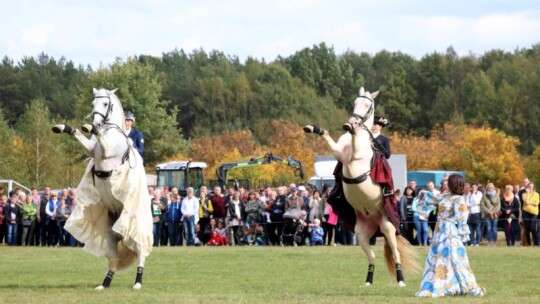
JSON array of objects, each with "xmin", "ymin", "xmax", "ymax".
[{"xmin": 0, "ymin": 244, "xmax": 538, "ymax": 304}]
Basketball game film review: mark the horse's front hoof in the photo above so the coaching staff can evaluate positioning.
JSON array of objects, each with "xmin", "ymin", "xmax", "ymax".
[
  {"xmin": 398, "ymin": 281, "xmax": 406, "ymax": 287},
  {"xmin": 303, "ymin": 125, "xmax": 314, "ymax": 133},
  {"xmin": 364, "ymin": 282, "xmax": 372, "ymax": 287},
  {"xmin": 133, "ymin": 283, "xmax": 142, "ymax": 290},
  {"xmin": 52, "ymin": 125, "xmax": 63, "ymax": 133},
  {"xmin": 342, "ymin": 123, "xmax": 355, "ymax": 134},
  {"xmin": 81, "ymin": 124, "xmax": 93, "ymax": 133},
  {"xmin": 95, "ymin": 285, "xmax": 106, "ymax": 291}
]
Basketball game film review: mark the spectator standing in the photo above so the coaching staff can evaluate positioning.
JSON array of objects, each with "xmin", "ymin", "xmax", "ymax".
[
  {"xmin": 517, "ymin": 178, "xmax": 529, "ymax": 245},
  {"xmin": 398, "ymin": 186, "xmax": 416, "ymax": 244},
  {"xmin": 322, "ymin": 188, "xmax": 338, "ymax": 246},
  {"xmin": 467, "ymin": 183, "xmax": 483, "ymax": 246},
  {"xmin": 55, "ymin": 197, "xmax": 72, "ymax": 246},
  {"xmin": 45, "ymin": 192, "xmax": 59, "ymax": 246},
  {"xmin": 198, "ymin": 191, "xmax": 213, "ymax": 245},
  {"xmin": 37, "ymin": 186, "xmax": 51, "ymax": 246},
  {"xmin": 308, "ymin": 190, "xmax": 324, "ymax": 224},
  {"xmin": 500, "ymin": 185, "xmax": 520, "ymax": 246},
  {"xmin": 0, "ymin": 194, "xmax": 7, "ymax": 245},
  {"xmin": 181, "ymin": 187, "xmax": 199, "ymax": 246},
  {"xmin": 412, "ymin": 188, "xmax": 429, "ymax": 246},
  {"xmin": 124, "ymin": 111, "xmax": 145, "ymax": 160},
  {"xmin": 150, "ymin": 189, "xmax": 165, "ymax": 246},
  {"xmin": 244, "ymin": 191, "xmax": 263, "ymax": 226},
  {"xmin": 480, "ymin": 183, "xmax": 501, "ymax": 247},
  {"xmin": 6, "ymin": 192, "xmax": 22, "ymax": 246},
  {"xmin": 165, "ymin": 193, "xmax": 183, "ymax": 246},
  {"xmin": 521, "ymin": 182, "xmax": 539, "ymax": 246},
  {"xmin": 210, "ymin": 186, "xmax": 226, "ymax": 225},
  {"xmin": 21, "ymin": 195, "xmax": 37, "ymax": 246},
  {"xmin": 227, "ymin": 192, "xmax": 244, "ymax": 245},
  {"xmin": 268, "ymin": 186, "xmax": 286, "ymax": 245},
  {"xmin": 426, "ymin": 181, "xmax": 440, "ymax": 239}
]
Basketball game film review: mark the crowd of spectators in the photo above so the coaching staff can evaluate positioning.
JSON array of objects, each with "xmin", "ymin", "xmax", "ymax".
[
  {"xmin": 2, "ymin": 176, "xmax": 539, "ymax": 248},
  {"xmin": 397, "ymin": 176, "xmax": 540, "ymax": 247}
]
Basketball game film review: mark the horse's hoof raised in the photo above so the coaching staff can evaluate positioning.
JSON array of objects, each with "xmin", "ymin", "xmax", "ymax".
[
  {"xmin": 342, "ymin": 123, "xmax": 355, "ymax": 134},
  {"xmin": 81, "ymin": 124, "xmax": 93, "ymax": 133},
  {"xmin": 398, "ymin": 281, "xmax": 406, "ymax": 287},
  {"xmin": 95, "ymin": 285, "xmax": 105, "ymax": 291},
  {"xmin": 303, "ymin": 125, "xmax": 314, "ymax": 133},
  {"xmin": 364, "ymin": 282, "xmax": 372, "ymax": 287},
  {"xmin": 52, "ymin": 125, "xmax": 63, "ymax": 133},
  {"xmin": 133, "ymin": 283, "xmax": 142, "ymax": 290}
]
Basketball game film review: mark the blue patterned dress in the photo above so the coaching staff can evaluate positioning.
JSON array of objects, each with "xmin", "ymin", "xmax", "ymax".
[{"xmin": 415, "ymin": 191, "xmax": 485, "ymax": 297}]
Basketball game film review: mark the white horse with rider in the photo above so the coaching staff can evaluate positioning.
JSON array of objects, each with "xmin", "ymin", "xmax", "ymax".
[
  {"xmin": 53, "ymin": 88, "xmax": 153, "ymax": 290},
  {"xmin": 304, "ymin": 87, "xmax": 418, "ymax": 287}
]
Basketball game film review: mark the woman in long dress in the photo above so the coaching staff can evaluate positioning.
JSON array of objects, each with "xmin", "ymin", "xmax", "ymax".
[{"xmin": 416, "ymin": 174, "xmax": 485, "ymax": 297}]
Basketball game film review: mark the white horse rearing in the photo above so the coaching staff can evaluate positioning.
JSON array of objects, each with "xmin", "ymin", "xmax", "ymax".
[
  {"xmin": 304, "ymin": 87, "xmax": 417, "ymax": 287},
  {"xmin": 52, "ymin": 88, "xmax": 153, "ymax": 290}
]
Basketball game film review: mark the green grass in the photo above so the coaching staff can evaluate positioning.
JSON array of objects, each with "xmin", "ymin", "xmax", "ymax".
[{"xmin": 0, "ymin": 245, "xmax": 538, "ymax": 304}]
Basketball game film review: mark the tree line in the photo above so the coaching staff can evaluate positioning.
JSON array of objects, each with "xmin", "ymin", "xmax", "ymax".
[{"xmin": 1, "ymin": 42, "xmax": 540, "ymax": 188}]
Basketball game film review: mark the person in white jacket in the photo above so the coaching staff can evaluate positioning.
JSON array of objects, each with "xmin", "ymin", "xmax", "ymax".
[{"xmin": 181, "ymin": 187, "xmax": 200, "ymax": 246}]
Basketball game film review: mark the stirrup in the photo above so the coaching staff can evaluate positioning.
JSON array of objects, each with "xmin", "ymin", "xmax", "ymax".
[{"xmin": 383, "ymin": 187, "xmax": 394, "ymax": 196}]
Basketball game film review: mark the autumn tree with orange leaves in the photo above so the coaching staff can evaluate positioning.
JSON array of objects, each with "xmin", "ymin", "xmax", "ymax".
[{"xmin": 392, "ymin": 123, "xmax": 523, "ymax": 187}]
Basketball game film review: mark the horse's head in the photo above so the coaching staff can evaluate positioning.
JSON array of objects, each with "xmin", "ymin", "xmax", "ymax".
[
  {"xmin": 89, "ymin": 88, "xmax": 121, "ymax": 130},
  {"xmin": 342, "ymin": 87, "xmax": 379, "ymax": 135}
]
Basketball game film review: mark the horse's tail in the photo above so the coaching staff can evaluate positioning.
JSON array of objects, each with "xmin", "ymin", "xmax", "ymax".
[
  {"xmin": 116, "ymin": 242, "xmax": 138, "ymax": 271},
  {"xmin": 383, "ymin": 235, "xmax": 420, "ymax": 277}
]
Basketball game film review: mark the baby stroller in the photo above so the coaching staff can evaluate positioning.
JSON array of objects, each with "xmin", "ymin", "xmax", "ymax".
[{"xmin": 280, "ymin": 209, "xmax": 307, "ymax": 246}]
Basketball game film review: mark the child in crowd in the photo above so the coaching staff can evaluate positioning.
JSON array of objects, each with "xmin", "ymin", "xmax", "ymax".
[
  {"xmin": 217, "ymin": 220, "xmax": 229, "ymax": 245},
  {"xmin": 208, "ymin": 229, "xmax": 221, "ymax": 246},
  {"xmin": 254, "ymin": 224, "xmax": 266, "ymax": 246},
  {"xmin": 238, "ymin": 225, "xmax": 251, "ymax": 245},
  {"xmin": 309, "ymin": 219, "xmax": 324, "ymax": 246}
]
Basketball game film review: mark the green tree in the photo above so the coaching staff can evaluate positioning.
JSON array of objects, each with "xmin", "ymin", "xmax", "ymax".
[{"xmin": 17, "ymin": 99, "xmax": 68, "ymax": 188}]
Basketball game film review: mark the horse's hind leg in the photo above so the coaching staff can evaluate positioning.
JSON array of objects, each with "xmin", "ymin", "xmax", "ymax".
[
  {"xmin": 133, "ymin": 255, "xmax": 146, "ymax": 290},
  {"xmin": 96, "ymin": 214, "xmax": 121, "ymax": 290},
  {"xmin": 355, "ymin": 219, "xmax": 377, "ymax": 287},
  {"xmin": 380, "ymin": 218, "xmax": 405, "ymax": 287}
]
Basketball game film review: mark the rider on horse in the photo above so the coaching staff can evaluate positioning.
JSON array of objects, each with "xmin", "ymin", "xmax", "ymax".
[{"xmin": 327, "ymin": 114, "xmax": 398, "ymax": 233}]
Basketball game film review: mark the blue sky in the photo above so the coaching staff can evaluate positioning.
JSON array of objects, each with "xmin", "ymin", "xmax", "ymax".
[{"xmin": 2, "ymin": 0, "xmax": 540, "ymax": 68}]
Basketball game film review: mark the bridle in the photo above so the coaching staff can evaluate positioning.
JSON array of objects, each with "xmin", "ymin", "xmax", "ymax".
[
  {"xmin": 351, "ymin": 95, "xmax": 374, "ymax": 127},
  {"xmin": 89, "ymin": 94, "xmax": 114, "ymax": 123}
]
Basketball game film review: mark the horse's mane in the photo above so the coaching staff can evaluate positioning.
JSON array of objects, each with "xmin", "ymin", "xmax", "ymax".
[{"xmin": 109, "ymin": 92, "xmax": 126, "ymax": 132}]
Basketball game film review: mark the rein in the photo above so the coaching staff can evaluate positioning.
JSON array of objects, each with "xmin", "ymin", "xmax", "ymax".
[{"xmin": 342, "ymin": 96, "xmax": 377, "ymax": 184}]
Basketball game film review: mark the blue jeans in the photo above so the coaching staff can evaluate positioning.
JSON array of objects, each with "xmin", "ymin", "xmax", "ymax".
[
  {"xmin": 485, "ymin": 218, "xmax": 498, "ymax": 242},
  {"xmin": 167, "ymin": 222, "xmax": 182, "ymax": 246},
  {"xmin": 413, "ymin": 215, "xmax": 429, "ymax": 245},
  {"xmin": 7, "ymin": 223, "xmax": 18, "ymax": 245},
  {"xmin": 152, "ymin": 222, "xmax": 162, "ymax": 246},
  {"xmin": 469, "ymin": 213, "xmax": 482, "ymax": 245},
  {"xmin": 183, "ymin": 216, "xmax": 195, "ymax": 246}
]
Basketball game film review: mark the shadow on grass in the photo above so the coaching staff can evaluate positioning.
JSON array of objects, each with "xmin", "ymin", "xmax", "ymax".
[{"xmin": 0, "ymin": 283, "xmax": 92, "ymax": 289}]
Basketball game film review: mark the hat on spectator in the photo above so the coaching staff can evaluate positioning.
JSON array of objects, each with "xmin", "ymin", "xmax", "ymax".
[
  {"xmin": 125, "ymin": 111, "xmax": 135, "ymax": 121},
  {"xmin": 374, "ymin": 115, "xmax": 388, "ymax": 127},
  {"xmin": 290, "ymin": 186, "xmax": 298, "ymax": 192},
  {"xmin": 298, "ymin": 185, "xmax": 306, "ymax": 191}
]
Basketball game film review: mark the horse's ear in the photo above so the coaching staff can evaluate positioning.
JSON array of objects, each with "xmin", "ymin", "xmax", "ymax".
[
  {"xmin": 371, "ymin": 91, "xmax": 379, "ymax": 99},
  {"xmin": 359, "ymin": 87, "xmax": 365, "ymax": 96},
  {"xmin": 109, "ymin": 88, "xmax": 118, "ymax": 95},
  {"xmin": 93, "ymin": 88, "xmax": 98, "ymax": 95}
]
